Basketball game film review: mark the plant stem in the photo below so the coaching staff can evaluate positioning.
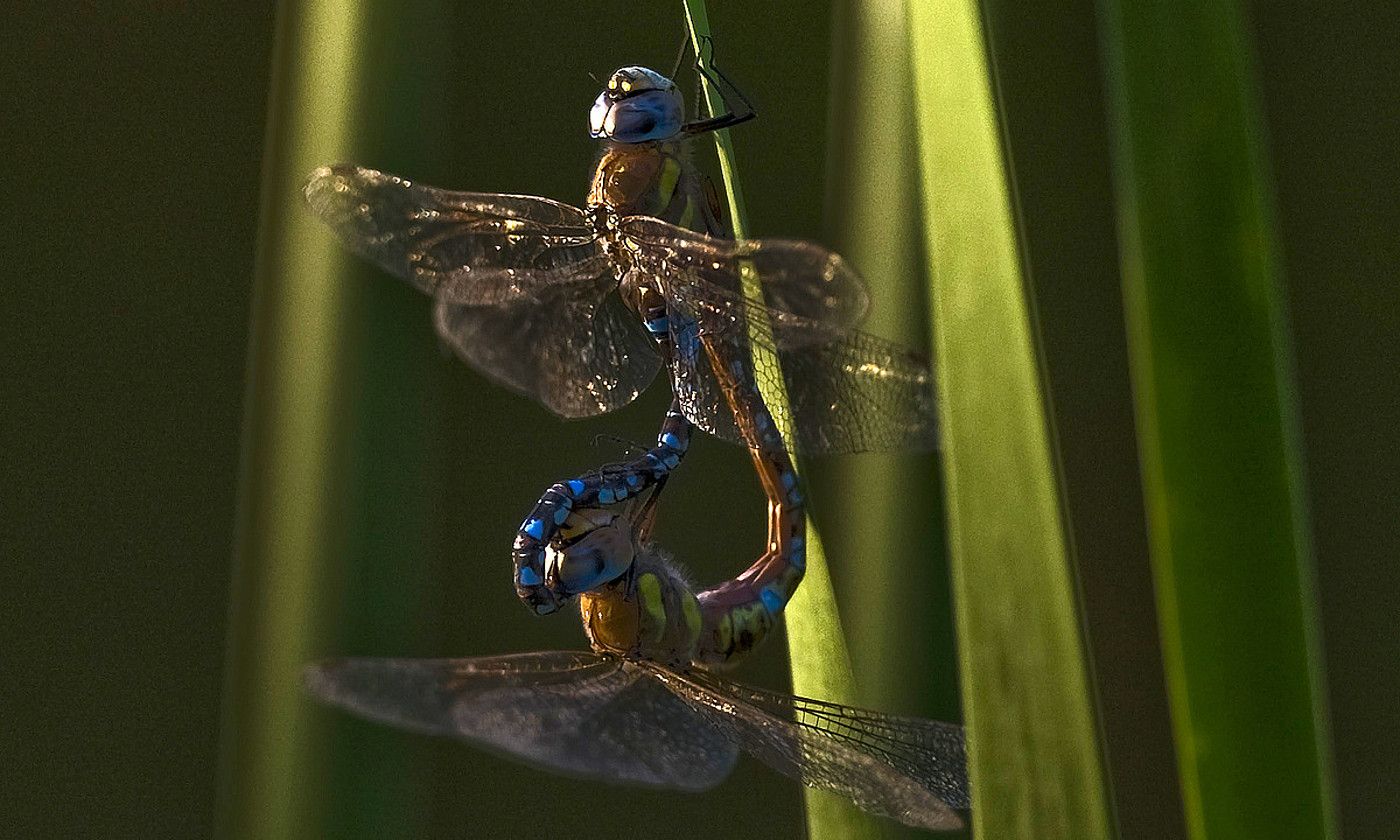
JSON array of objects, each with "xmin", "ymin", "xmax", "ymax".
[
  {"xmin": 682, "ymin": 3, "xmax": 877, "ymax": 838},
  {"xmin": 1098, "ymin": 0, "xmax": 1338, "ymax": 836},
  {"xmin": 908, "ymin": 0, "xmax": 1117, "ymax": 835}
]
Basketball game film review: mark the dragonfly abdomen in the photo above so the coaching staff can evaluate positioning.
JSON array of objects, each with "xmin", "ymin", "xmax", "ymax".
[
  {"xmin": 694, "ymin": 403, "xmax": 807, "ymax": 668},
  {"xmin": 512, "ymin": 402, "xmax": 692, "ymax": 614},
  {"xmin": 692, "ymin": 497, "xmax": 806, "ymax": 669}
]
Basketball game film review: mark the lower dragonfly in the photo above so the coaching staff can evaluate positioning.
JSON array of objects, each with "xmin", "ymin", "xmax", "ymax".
[{"xmin": 306, "ymin": 398, "xmax": 969, "ymax": 830}]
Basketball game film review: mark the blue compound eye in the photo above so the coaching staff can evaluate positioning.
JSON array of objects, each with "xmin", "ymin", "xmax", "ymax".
[
  {"xmin": 590, "ymin": 67, "xmax": 683, "ymax": 142},
  {"xmin": 605, "ymin": 66, "xmax": 674, "ymax": 97}
]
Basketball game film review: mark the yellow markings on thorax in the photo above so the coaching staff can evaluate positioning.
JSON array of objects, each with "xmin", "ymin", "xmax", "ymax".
[
  {"xmin": 637, "ymin": 572, "xmax": 667, "ymax": 644},
  {"xmin": 681, "ymin": 593, "xmax": 702, "ymax": 642},
  {"xmin": 657, "ymin": 157, "xmax": 682, "ymax": 206},
  {"xmin": 677, "ymin": 198, "xmax": 697, "ymax": 230},
  {"xmin": 589, "ymin": 144, "xmax": 676, "ymax": 219},
  {"xmin": 579, "ymin": 560, "xmax": 706, "ymax": 664}
]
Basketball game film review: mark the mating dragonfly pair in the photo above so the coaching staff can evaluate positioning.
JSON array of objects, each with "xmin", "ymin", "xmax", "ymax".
[{"xmin": 303, "ymin": 60, "xmax": 968, "ymax": 830}]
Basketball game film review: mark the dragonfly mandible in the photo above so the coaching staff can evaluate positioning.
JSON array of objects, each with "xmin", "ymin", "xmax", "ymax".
[{"xmin": 306, "ymin": 425, "xmax": 969, "ymax": 830}]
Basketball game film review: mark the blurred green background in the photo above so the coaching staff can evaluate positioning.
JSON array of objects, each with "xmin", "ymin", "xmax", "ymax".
[{"xmin": 3, "ymin": 1, "xmax": 1397, "ymax": 838}]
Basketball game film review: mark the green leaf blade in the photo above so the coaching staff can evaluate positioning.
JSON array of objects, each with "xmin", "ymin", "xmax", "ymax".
[
  {"xmin": 1097, "ymin": 1, "xmax": 1339, "ymax": 838},
  {"xmin": 907, "ymin": 0, "xmax": 1117, "ymax": 837},
  {"xmin": 215, "ymin": 2, "xmax": 372, "ymax": 838},
  {"xmin": 683, "ymin": 3, "xmax": 880, "ymax": 838}
]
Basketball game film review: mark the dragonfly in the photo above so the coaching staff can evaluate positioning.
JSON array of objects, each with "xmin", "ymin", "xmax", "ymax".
[
  {"xmin": 306, "ymin": 419, "xmax": 969, "ymax": 831},
  {"xmin": 305, "ymin": 61, "xmax": 938, "ymax": 613},
  {"xmin": 303, "ymin": 63, "xmax": 938, "ymax": 458}
]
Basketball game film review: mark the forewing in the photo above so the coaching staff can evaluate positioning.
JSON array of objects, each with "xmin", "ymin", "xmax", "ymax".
[
  {"xmin": 650, "ymin": 665, "xmax": 968, "ymax": 831},
  {"xmin": 620, "ymin": 217, "xmax": 935, "ymax": 454},
  {"xmin": 433, "ymin": 272, "xmax": 661, "ymax": 418},
  {"xmin": 305, "ymin": 652, "xmax": 738, "ymax": 791},
  {"xmin": 663, "ymin": 285, "xmax": 939, "ymax": 454},
  {"xmin": 621, "ymin": 216, "xmax": 870, "ymax": 330},
  {"xmin": 304, "ymin": 164, "xmax": 603, "ymax": 304}
]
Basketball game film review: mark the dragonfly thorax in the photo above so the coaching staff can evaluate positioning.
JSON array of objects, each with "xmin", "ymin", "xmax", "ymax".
[
  {"xmin": 578, "ymin": 548, "xmax": 704, "ymax": 667},
  {"xmin": 589, "ymin": 66, "xmax": 683, "ymax": 143},
  {"xmin": 586, "ymin": 203, "xmax": 631, "ymax": 275}
]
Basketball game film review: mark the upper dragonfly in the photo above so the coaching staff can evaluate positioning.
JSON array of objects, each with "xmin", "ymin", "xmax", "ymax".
[{"xmin": 304, "ymin": 64, "xmax": 937, "ymax": 455}]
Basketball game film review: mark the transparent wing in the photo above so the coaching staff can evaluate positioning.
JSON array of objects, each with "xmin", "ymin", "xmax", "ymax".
[
  {"xmin": 669, "ymin": 309, "xmax": 939, "ymax": 454},
  {"xmin": 433, "ymin": 274, "xmax": 661, "ymax": 418},
  {"xmin": 621, "ymin": 216, "xmax": 870, "ymax": 330},
  {"xmin": 304, "ymin": 652, "xmax": 738, "ymax": 791},
  {"xmin": 649, "ymin": 665, "xmax": 968, "ymax": 831},
  {"xmin": 621, "ymin": 217, "xmax": 938, "ymax": 454},
  {"xmin": 306, "ymin": 164, "xmax": 657, "ymax": 416},
  {"xmin": 304, "ymin": 164, "xmax": 604, "ymax": 305},
  {"xmin": 663, "ymin": 283, "xmax": 937, "ymax": 455}
]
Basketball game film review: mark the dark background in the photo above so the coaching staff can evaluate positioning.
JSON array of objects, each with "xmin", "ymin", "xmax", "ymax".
[{"xmin": 3, "ymin": 2, "xmax": 1396, "ymax": 838}]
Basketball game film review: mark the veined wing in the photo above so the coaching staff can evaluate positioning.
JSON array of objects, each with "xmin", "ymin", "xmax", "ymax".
[
  {"xmin": 621, "ymin": 216, "xmax": 871, "ymax": 331},
  {"xmin": 621, "ymin": 216, "xmax": 937, "ymax": 454},
  {"xmin": 664, "ymin": 286, "xmax": 938, "ymax": 455},
  {"xmin": 648, "ymin": 664, "xmax": 968, "ymax": 831},
  {"xmin": 305, "ymin": 652, "xmax": 738, "ymax": 791},
  {"xmin": 305, "ymin": 164, "xmax": 604, "ymax": 305},
  {"xmin": 434, "ymin": 269, "xmax": 661, "ymax": 418},
  {"xmin": 307, "ymin": 164, "xmax": 656, "ymax": 416}
]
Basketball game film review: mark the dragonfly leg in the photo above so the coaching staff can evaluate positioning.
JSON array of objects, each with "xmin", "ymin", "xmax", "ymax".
[
  {"xmin": 512, "ymin": 399, "xmax": 693, "ymax": 614},
  {"xmin": 633, "ymin": 471, "xmax": 669, "ymax": 545},
  {"xmin": 681, "ymin": 34, "xmax": 758, "ymax": 136}
]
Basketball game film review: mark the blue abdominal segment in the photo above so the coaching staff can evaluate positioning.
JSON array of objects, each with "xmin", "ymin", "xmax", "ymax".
[
  {"xmin": 673, "ymin": 316, "xmax": 701, "ymax": 366},
  {"xmin": 512, "ymin": 398, "xmax": 694, "ymax": 614}
]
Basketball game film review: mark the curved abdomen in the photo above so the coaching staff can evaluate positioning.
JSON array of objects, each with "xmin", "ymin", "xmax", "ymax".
[{"xmin": 692, "ymin": 339, "xmax": 807, "ymax": 669}]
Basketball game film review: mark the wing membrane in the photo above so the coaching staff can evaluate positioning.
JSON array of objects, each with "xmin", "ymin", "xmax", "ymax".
[
  {"xmin": 621, "ymin": 216, "xmax": 870, "ymax": 330},
  {"xmin": 650, "ymin": 665, "xmax": 967, "ymax": 831},
  {"xmin": 305, "ymin": 164, "xmax": 603, "ymax": 304},
  {"xmin": 664, "ymin": 288, "xmax": 938, "ymax": 454},
  {"xmin": 622, "ymin": 216, "xmax": 937, "ymax": 454},
  {"xmin": 305, "ymin": 652, "xmax": 738, "ymax": 791},
  {"xmin": 304, "ymin": 172, "xmax": 937, "ymax": 447},
  {"xmin": 433, "ymin": 275, "xmax": 661, "ymax": 418},
  {"xmin": 307, "ymin": 164, "xmax": 657, "ymax": 416}
]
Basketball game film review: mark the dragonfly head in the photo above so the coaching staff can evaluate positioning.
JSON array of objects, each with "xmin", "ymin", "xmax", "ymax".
[
  {"xmin": 545, "ymin": 506, "xmax": 637, "ymax": 596},
  {"xmin": 590, "ymin": 66, "xmax": 683, "ymax": 143}
]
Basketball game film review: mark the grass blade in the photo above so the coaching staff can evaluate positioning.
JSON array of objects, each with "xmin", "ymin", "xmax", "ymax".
[
  {"xmin": 907, "ymin": 0, "xmax": 1117, "ymax": 836},
  {"xmin": 820, "ymin": 3, "xmax": 964, "ymax": 837},
  {"xmin": 823, "ymin": 0, "xmax": 958, "ymax": 719},
  {"xmin": 1097, "ymin": 1, "xmax": 1339, "ymax": 837},
  {"xmin": 682, "ymin": 3, "xmax": 878, "ymax": 837},
  {"xmin": 215, "ymin": 2, "xmax": 393, "ymax": 838}
]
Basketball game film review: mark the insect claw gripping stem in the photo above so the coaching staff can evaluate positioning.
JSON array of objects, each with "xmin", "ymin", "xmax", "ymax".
[
  {"xmin": 681, "ymin": 34, "xmax": 757, "ymax": 137},
  {"xmin": 512, "ymin": 399, "xmax": 693, "ymax": 613}
]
